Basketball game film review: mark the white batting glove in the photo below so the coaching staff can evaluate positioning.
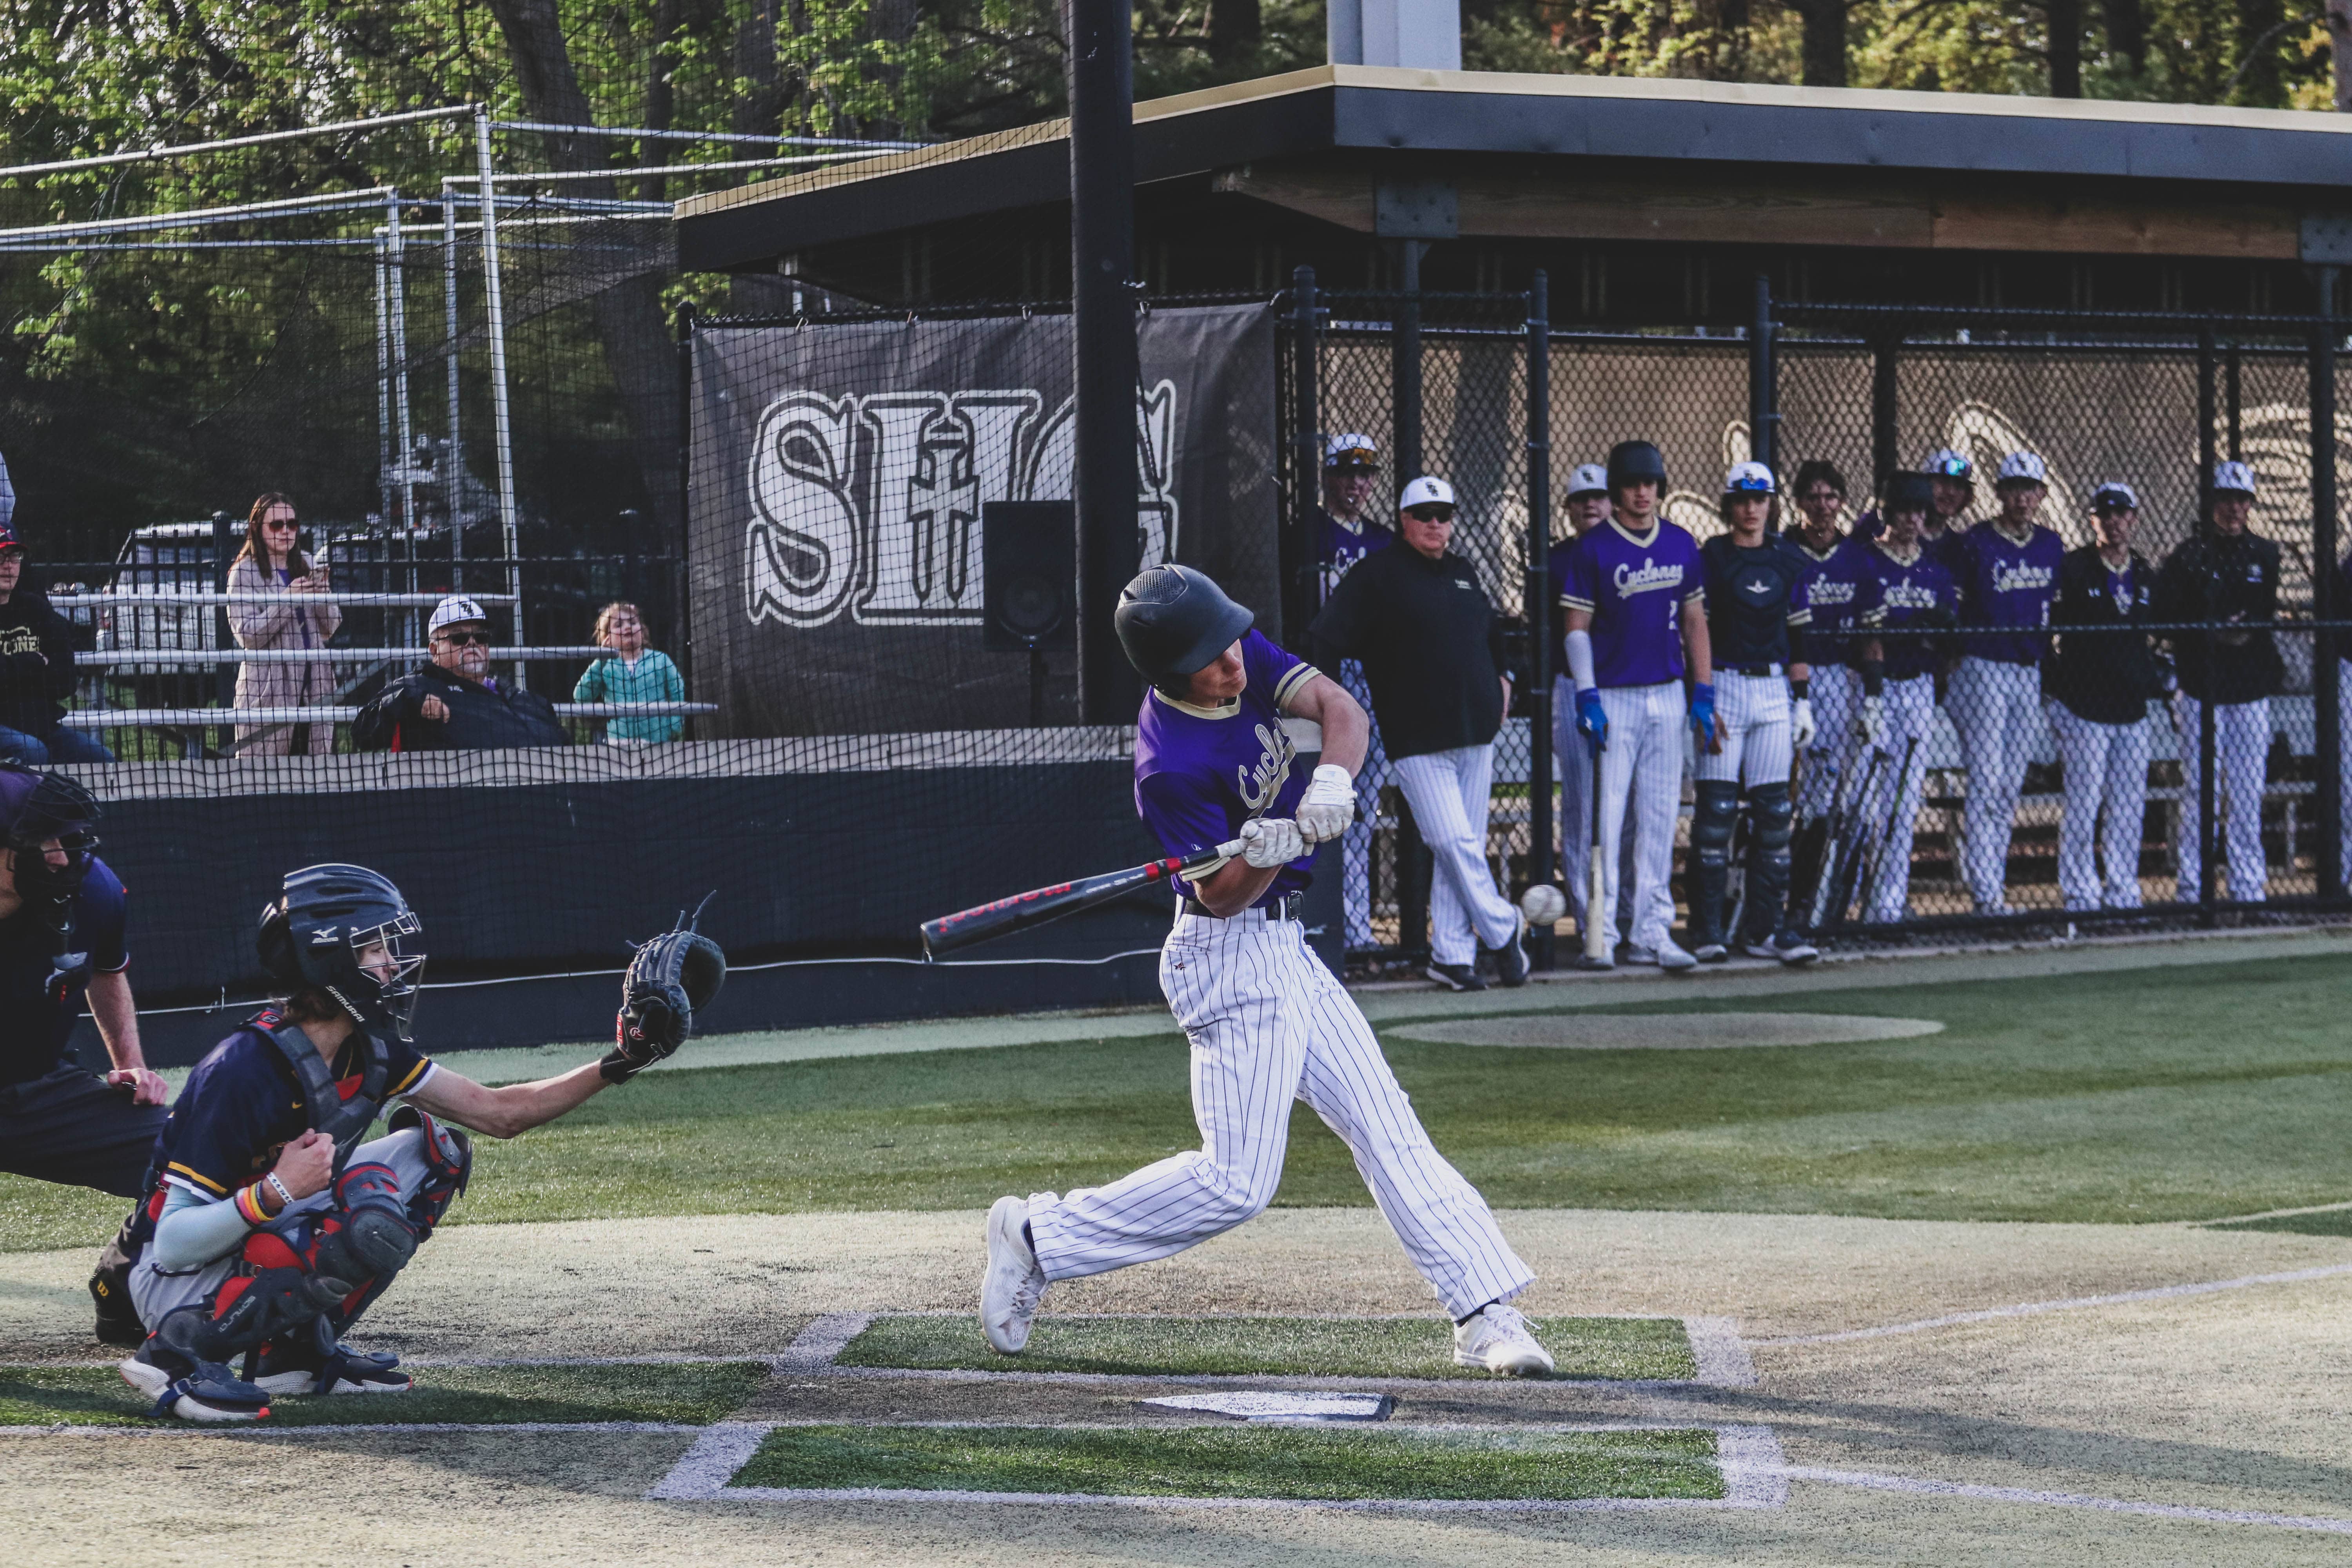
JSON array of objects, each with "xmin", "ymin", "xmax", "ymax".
[
  {"xmin": 1294, "ymin": 763, "xmax": 1356, "ymax": 844},
  {"xmin": 1859, "ymin": 695, "xmax": 1887, "ymax": 751},
  {"xmin": 1239, "ymin": 817, "xmax": 1306, "ymax": 868},
  {"xmin": 1790, "ymin": 697, "xmax": 1816, "ymax": 751}
]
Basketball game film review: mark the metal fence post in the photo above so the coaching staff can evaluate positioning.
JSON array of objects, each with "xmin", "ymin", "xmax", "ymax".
[
  {"xmin": 1870, "ymin": 330, "xmax": 1899, "ymax": 499},
  {"xmin": 2314, "ymin": 269, "xmax": 2343, "ymax": 902},
  {"xmin": 2197, "ymin": 328, "xmax": 2217, "ymax": 526},
  {"xmin": 472, "ymin": 109, "xmax": 523, "ymax": 682},
  {"xmin": 1392, "ymin": 241, "xmax": 1427, "ymax": 955},
  {"xmin": 675, "ymin": 302, "xmax": 696, "ymax": 686},
  {"xmin": 210, "ymin": 511, "xmax": 234, "ymax": 727},
  {"xmin": 1285, "ymin": 266, "xmax": 1319, "ymax": 646},
  {"xmin": 441, "ymin": 178, "xmax": 464, "ymax": 593},
  {"xmin": 1524, "ymin": 270, "xmax": 1554, "ymax": 969},
  {"xmin": 1749, "ymin": 273, "xmax": 1777, "ymax": 491}
]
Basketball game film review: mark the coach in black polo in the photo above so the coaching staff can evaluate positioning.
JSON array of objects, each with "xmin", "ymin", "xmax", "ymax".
[{"xmin": 1310, "ymin": 475, "xmax": 1529, "ymax": 992}]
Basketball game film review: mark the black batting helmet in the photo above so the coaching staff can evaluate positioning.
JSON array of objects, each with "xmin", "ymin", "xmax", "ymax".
[
  {"xmin": 1606, "ymin": 441, "xmax": 1667, "ymax": 493},
  {"xmin": 1884, "ymin": 471, "xmax": 1938, "ymax": 514},
  {"xmin": 1114, "ymin": 565, "xmax": 1254, "ymax": 693},
  {"xmin": 258, "ymin": 863, "xmax": 427, "ymax": 1040}
]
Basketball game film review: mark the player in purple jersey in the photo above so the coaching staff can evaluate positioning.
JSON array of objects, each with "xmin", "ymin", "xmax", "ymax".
[
  {"xmin": 1559, "ymin": 441, "xmax": 1714, "ymax": 969},
  {"xmin": 1315, "ymin": 434, "xmax": 1394, "ymax": 952},
  {"xmin": 1857, "ymin": 449, "xmax": 1975, "ymax": 574},
  {"xmin": 980, "ymin": 566, "xmax": 1553, "ymax": 1377},
  {"xmin": 1845, "ymin": 474, "xmax": 1961, "ymax": 925},
  {"xmin": 1789, "ymin": 462, "xmax": 1862, "ymax": 823},
  {"xmin": 1947, "ymin": 451, "xmax": 2066, "ymax": 913}
]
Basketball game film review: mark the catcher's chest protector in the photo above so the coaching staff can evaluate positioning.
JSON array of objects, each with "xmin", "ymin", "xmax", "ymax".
[{"xmin": 250, "ymin": 1011, "xmax": 391, "ymax": 1161}]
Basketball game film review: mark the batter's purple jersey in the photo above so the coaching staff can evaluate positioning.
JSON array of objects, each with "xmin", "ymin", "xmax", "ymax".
[
  {"xmin": 1317, "ymin": 510, "xmax": 1394, "ymax": 602},
  {"xmin": 1855, "ymin": 543, "xmax": 1960, "ymax": 682},
  {"xmin": 1134, "ymin": 629, "xmax": 1321, "ymax": 908},
  {"xmin": 1953, "ymin": 523, "xmax": 2065, "ymax": 664},
  {"xmin": 1559, "ymin": 519, "xmax": 1704, "ymax": 688}
]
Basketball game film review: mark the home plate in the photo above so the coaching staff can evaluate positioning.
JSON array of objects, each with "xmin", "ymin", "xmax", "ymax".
[{"xmin": 1139, "ymin": 1392, "xmax": 1396, "ymax": 1422}]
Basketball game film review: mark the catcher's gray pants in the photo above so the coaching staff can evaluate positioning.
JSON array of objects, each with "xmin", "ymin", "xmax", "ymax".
[
  {"xmin": 2171, "ymin": 694, "xmax": 2271, "ymax": 903},
  {"xmin": 129, "ymin": 1127, "xmax": 439, "ymax": 1333},
  {"xmin": 1392, "ymin": 745, "xmax": 1520, "ymax": 966},
  {"xmin": 1027, "ymin": 906, "xmax": 1534, "ymax": 1319},
  {"xmin": 2047, "ymin": 700, "xmax": 2149, "ymax": 911},
  {"xmin": 1552, "ymin": 676, "xmax": 1637, "ymax": 934},
  {"xmin": 1337, "ymin": 658, "xmax": 1387, "ymax": 950},
  {"xmin": 1948, "ymin": 656, "xmax": 2047, "ymax": 910}
]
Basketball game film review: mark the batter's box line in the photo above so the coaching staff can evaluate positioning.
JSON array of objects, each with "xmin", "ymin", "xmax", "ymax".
[
  {"xmin": 642, "ymin": 1420, "xmax": 1790, "ymax": 1512},
  {"xmin": 776, "ymin": 1313, "xmax": 1759, "ymax": 1390}
]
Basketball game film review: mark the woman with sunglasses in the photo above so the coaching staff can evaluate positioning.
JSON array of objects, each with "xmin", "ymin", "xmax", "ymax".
[
  {"xmin": 228, "ymin": 494, "xmax": 341, "ymax": 756},
  {"xmin": 351, "ymin": 596, "xmax": 566, "ymax": 752}
]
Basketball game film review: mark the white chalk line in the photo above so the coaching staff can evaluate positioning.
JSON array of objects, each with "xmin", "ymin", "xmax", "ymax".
[
  {"xmin": 644, "ymin": 1419, "xmax": 1784, "ymax": 1512},
  {"xmin": 1768, "ymin": 1466, "xmax": 2352, "ymax": 1535},
  {"xmin": 1761, "ymin": 1261, "xmax": 2352, "ymax": 1345}
]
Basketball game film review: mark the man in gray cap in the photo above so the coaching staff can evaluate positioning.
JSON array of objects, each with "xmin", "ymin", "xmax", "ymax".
[{"xmin": 353, "ymin": 595, "xmax": 566, "ymax": 752}]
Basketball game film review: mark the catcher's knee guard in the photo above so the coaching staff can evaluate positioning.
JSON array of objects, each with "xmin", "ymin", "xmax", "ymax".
[
  {"xmin": 1745, "ymin": 782, "xmax": 1796, "ymax": 935},
  {"xmin": 388, "ymin": 1104, "xmax": 471, "ymax": 1236},
  {"xmin": 1689, "ymin": 781, "xmax": 1740, "ymax": 944},
  {"xmin": 310, "ymin": 1162, "xmax": 420, "ymax": 1330}
]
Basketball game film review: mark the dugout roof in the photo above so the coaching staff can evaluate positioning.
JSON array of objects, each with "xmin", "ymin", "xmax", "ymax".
[{"xmin": 675, "ymin": 65, "xmax": 2352, "ymax": 312}]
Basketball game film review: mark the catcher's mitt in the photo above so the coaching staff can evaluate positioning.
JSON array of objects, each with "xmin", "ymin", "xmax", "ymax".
[{"xmin": 602, "ymin": 896, "xmax": 726, "ymax": 1083}]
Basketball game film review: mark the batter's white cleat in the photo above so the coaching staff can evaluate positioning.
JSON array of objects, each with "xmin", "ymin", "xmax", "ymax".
[
  {"xmin": 1452, "ymin": 1303, "xmax": 1555, "ymax": 1377},
  {"xmin": 982, "ymin": 1194, "xmax": 1051, "ymax": 1354}
]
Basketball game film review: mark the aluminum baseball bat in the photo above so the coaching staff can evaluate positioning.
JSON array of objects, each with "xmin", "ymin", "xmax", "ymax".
[{"xmin": 920, "ymin": 838, "xmax": 1245, "ymax": 958}]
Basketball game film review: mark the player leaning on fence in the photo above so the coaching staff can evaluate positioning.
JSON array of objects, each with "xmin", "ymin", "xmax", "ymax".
[{"xmin": 352, "ymin": 596, "xmax": 566, "ymax": 753}]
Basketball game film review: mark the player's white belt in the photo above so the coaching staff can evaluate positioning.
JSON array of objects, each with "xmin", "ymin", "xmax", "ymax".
[{"xmin": 1178, "ymin": 891, "xmax": 1303, "ymax": 922}]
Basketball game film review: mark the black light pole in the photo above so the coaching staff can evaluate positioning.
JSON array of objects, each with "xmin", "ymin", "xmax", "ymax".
[
  {"xmin": 1524, "ymin": 272, "xmax": 1554, "ymax": 969},
  {"xmin": 1067, "ymin": 0, "xmax": 1140, "ymax": 722},
  {"xmin": 2314, "ymin": 269, "xmax": 2342, "ymax": 902},
  {"xmin": 1749, "ymin": 274, "xmax": 1777, "ymax": 492}
]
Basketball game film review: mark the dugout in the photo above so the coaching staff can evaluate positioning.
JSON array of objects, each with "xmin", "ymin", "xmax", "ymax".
[{"xmin": 676, "ymin": 65, "xmax": 2352, "ymax": 319}]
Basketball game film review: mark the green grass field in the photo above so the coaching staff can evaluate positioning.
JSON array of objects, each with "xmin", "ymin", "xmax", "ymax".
[
  {"xmin": 734, "ymin": 1423, "xmax": 1726, "ymax": 1501},
  {"xmin": 837, "ymin": 1313, "xmax": 1697, "ymax": 1380},
  {"xmin": 8, "ymin": 953, "xmax": 2352, "ymax": 1251}
]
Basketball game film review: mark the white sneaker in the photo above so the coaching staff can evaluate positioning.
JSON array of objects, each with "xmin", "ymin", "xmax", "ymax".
[
  {"xmin": 1653, "ymin": 936, "xmax": 1698, "ymax": 972},
  {"xmin": 1452, "ymin": 1303, "xmax": 1555, "ymax": 1377},
  {"xmin": 981, "ymin": 1194, "xmax": 1051, "ymax": 1354}
]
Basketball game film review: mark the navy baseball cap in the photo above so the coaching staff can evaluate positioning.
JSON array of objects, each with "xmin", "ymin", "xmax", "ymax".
[{"xmin": 0, "ymin": 520, "xmax": 22, "ymax": 554}]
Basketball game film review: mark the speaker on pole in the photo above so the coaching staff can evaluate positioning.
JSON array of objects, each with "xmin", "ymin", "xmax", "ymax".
[{"xmin": 982, "ymin": 501, "xmax": 1076, "ymax": 653}]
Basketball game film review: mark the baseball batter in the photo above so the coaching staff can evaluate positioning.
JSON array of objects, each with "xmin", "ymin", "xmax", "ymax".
[
  {"xmin": 1690, "ymin": 463, "xmax": 1818, "ymax": 964},
  {"xmin": 980, "ymin": 566, "xmax": 1550, "ymax": 1376},
  {"xmin": 116, "ymin": 863, "xmax": 722, "ymax": 1421},
  {"xmin": 1559, "ymin": 441, "xmax": 1713, "ymax": 971},
  {"xmin": 1315, "ymin": 434, "xmax": 1394, "ymax": 952}
]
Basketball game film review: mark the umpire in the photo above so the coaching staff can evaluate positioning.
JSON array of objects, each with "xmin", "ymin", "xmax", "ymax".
[
  {"xmin": 0, "ymin": 766, "xmax": 168, "ymax": 1343},
  {"xmin": 1311, "ymin": 475, "xmax": 1529, "ymax": 991}
]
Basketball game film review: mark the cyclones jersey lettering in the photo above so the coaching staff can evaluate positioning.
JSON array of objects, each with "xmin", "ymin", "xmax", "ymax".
[
  {"xmin": 1133, "ymin": 628, "xmax": 1320, "ymax": 909},
  {"xmin": 1317, "ymin": 512, "xmax": 1393, "ymax": 602},
  {"xmin": 1956, "ymin": 523, "xmax": 2065, "ymax": 664},
  {"xmin": 1856, "ymin": 543, "xmax": 1959, "ymax": 683},
  {"xmin": 1561, "ymin": 518, "xmax": 1704, "ymax": 689}
]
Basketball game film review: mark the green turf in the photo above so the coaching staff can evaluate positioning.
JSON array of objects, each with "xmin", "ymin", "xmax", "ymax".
[
  {"xmin": 836, "ymin": 1313, "xmax": 1696, "ymax": 1381},
  {"xmin": 734, "ymin": 1423, "xmax": 1725, "ymax": 1502},
  {"xmin": 2208, "ymin": 1209, "xmax": 2352, "ymax": 1236},
  {"xmin": 13, "ymin": 952, "xmax": 2352, "ymax": 1247},
  {"xmin": 0, "ymin": 1360, "xmax": 765, "ymax": 1427}
]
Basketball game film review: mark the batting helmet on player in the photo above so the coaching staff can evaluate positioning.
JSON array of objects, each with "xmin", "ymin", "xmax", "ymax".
[
  {"xmin": 1114, "ymin": 565, "xmax": 1254, "ymax": 692},
  {"xmin": 1606, "ymin": 440, "xmax": 1667, "ymax": 494}
]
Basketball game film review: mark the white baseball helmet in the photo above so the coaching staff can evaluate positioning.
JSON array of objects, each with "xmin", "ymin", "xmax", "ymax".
[
  {"xmin": 1996, "ymin": 451, "xmax": 2048, "ymax": 487},
  {"xmin": 1324, "ymin": 433, "xmax": 1379, "ymax": 470},
  {"xmin": 428, "ymin": 595, "xmax": 492, "ymax": 637},
  {"xmin": 2091, "ymin": 481, "xmax": 2140, "ymax": 512},
  {"xmin": 1399, "ymin": 475, "xmax": 1457, "ymax": 511},
  {"xmin": 1564, "ymin": 463, "xmax": 1609, "ymax": 500},
  {"xmin": 2212, "ymin": 461, "xmax": 2257, "ymax": 498},
  {"xmin": 1722, "ymin": 461, "xmax": 1776, "ymax": 496}
]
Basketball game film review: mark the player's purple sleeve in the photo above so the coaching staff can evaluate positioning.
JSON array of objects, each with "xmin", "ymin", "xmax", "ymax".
[
  {"xmin": 1561, "ymin": 534, "xmax": 1599, "ymax": 613},
  {"xmin": 1135, "ymin": 771, "xmax": 1240, "ymax": 898}
]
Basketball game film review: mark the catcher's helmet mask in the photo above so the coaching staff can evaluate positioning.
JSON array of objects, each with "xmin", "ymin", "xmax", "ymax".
[
  {"xmin": 258, "ymin": 863, "xmax": 427, "ymax": 1041},
  {"xmin": 0, "ymin": 766, "xmax": 101, "ymax": 903}
]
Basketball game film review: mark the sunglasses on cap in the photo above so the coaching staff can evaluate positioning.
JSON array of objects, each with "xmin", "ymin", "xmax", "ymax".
[
  {"xmin": 1405, "ymin": 504, "xmax": 1456, "ymax": 523},
  {"xmin": 2093, "ymin": 495, "xmax": 2136, "ymax": 513},
  {"xmin": 1926, "ymin": 456, "xmax": 1973, "ymax": 479},
  {"xmin": 435, "ymin": 628, "xmax": 492, "ymax": 647},
  {"xmin": 1327, "ymin": 450, "xmax": 1378, "ymax": 471}
]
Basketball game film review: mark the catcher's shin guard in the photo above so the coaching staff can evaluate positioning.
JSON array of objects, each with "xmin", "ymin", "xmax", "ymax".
[
  {"xmin": 1743, "ymin": 782, "xmax": 1796, "ymax": 940},
  {"xmin": 1688, "ymin": 781, "xmax": 1740, "ymax": 946},
  {"xmin": 388, "ymin": 1103, "xmax": 471, "ymax": 1236}
]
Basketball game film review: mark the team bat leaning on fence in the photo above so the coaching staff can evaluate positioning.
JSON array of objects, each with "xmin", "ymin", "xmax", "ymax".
[{"xmin": 920, "ymin": 838, "xmax": 1246, "ymax": 958}]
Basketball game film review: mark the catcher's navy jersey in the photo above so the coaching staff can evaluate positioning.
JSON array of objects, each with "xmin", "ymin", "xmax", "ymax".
[
  {"xmin": 143, "ymin": 1018, "xmax": 435, "ymax": 1201},
  {"xmin": 1699, "ymin": 534, "xmax": 1811, "ymax": 667},
  {"xmin": 1133, "ymin": 630, "xmax": 1319, "ymax": 909}
]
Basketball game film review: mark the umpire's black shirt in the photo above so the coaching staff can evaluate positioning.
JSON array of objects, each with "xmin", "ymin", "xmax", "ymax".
[
  {"xmin": 353, "ymin": 661, "xmax": 568, "ymax": 751},
  {"xmin": 2153, "ymin": 528, "xmax": 2284, "ymax": 705},
  {"xmin": 2047, "ymin": 544, "xmax": 2158, "ymax": 726},
  {"xmin": 1309, "ymin": 544, "xmax": 1506, "ymax": 761}
]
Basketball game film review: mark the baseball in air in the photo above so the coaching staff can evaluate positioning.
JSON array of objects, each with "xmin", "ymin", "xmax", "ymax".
[{"xmin": 1519, "ymin": 883, "xmax": 1569, "ymax": 927}]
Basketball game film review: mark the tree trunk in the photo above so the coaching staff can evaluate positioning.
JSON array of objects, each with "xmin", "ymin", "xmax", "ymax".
[
  {"xmin": 2331, "ymin": 0, "xmax": 2352, "ymax": 110},
  {"xmin": 1209, "ymin": 0, "xmax": 1261, "ymax": 67},
  {"xmin": 1792, "ymin": 0, "xmax": 1848, "ymax": 87},
  {"xmin": 2047, "ymin": 0, "xmax": 2083, "ymax": 95},
  {"xmin": 483, "ymin": 0, "xmax": 684, "ymax": 539},
  {"xmin": 2103, "ymin": 0, "xmax": 2147, "ymax": 75},
  {"xmin": 2234, "ymin": 0, "xmax": 2284, "ymax": 104}
]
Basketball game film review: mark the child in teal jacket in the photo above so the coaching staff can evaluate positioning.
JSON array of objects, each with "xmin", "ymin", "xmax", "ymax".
[{"xmin": 574, "ymin": 602, "xmax": 685, "ymax": 744}]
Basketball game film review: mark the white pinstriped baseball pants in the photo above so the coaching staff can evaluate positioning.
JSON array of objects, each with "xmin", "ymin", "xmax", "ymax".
[
  {"xmin": 2339, "ymin": 662, "xmax": 2351, "ymax": 894},
  {"xmin": 1552, "ymin": 676, "xmax": 1637, "ymax": 934},
  {"xmin": 1796, "ymin": 664, "xmax": 1858, "ymax": 822},
  {"xmin": 1593, "ymin": 682, "xmax": 1688, "ymax": 953},
  {"xmin": 1853, "ymin": 675, "xmax": 1937, "ymax": 926},
  {"xmin": 1026, "ymin": 908, "xmax": 1535, "ymax": 1319},
  {"xmin": 1948, "ymin": 656, "xmax": 2048, "ymax": 909},
  {"xmin": 2172, "ymin": 694, "xmax": 2271, "ymax": 903},
  {"xmin": 1392, "ymin": 745, "xmax": 1521, "ymax": 966},
  {"xmin": 1337, "ymin": 658, "xmax": 1387, "ymax": 949},
  {"xmin": 1695, "ymin": 669, "xmax": 1793, "ymax": 786},
  {"xmin": 2046, "ymin": 701, "xmax": 2149, "ymax": 911}
]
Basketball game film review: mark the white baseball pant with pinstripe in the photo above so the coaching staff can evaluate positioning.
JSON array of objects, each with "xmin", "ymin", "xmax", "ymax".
[
  {"xmin": 1391, "ymin": 745, "xmax": 1521, "ymax": 966},
  {"xmin": 1796, "ymin": 663, "xmax": 1858, "ymax": 822},
  {"xmin": 2045, "ymin": 700, "xmax": 2149, "ymax": 910},
  {"xmin": 1696, "ymin": 668, "xmax": 1793, "ymax": 787},
  {"xmin": 1552, "ymin": 675, "xmax": 1638, "ymax": 934},
  {"xmin": 1026, "ymin": 907, "xmax": 1536, "ymax": 1319},
  {"xmin": 1948, "ymin": 656, "xmax": 2047, "ymax": 909},
  {"xmin": 1593, "ymin": 681, "xmax": 1688, "ymax": 953},
  {"xmin": 1854, "ymin": 675, "xmax": 1937, "ymax": 925},
  {"xmin": 2172, "ymin": 693, "xmax": 2272, "ymax": 903},
  {"xmin": 1337, "ymin": 658, "xmax": 1387, "ymax": 949}
]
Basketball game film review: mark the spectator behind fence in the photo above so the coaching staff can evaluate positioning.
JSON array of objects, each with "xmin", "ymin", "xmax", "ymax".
[
  {"xmin": 353, "ymin": 595, "xmax": 566, "ymax": 753},
  {"xmin": 0, "ymin": 521, "xmax": 110, "ymax": 766},
  {"xmin": 573, "ymin": 602, "xmax": 684, "ymax": 746},
  {"xmin": 2045, "ymin": 483, "xmax": 2163, "ymax": 912},
  {"xmin": 1315, "ymin": 434, "xmax": 1392, "ymax": 953},
  {"xmin": 2156, "ymin": 462, "xmax": 2281, "ymax": 904},
  {"xmin": 1310, "ymin": 475, "xmax": 1531, "ymax": 992},
  {"xmin": 229, "ymin": 493, "xmax": 341, "ymax": 756},
  {"xmin": 1948, "ymin": 452, "xmax": 2064, "ymax": 915}
]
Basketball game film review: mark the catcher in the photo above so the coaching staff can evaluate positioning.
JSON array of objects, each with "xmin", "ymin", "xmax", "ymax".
[{"xmin": 114, "ymin": 862, "xmax": 722, "ymax": 1421}]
